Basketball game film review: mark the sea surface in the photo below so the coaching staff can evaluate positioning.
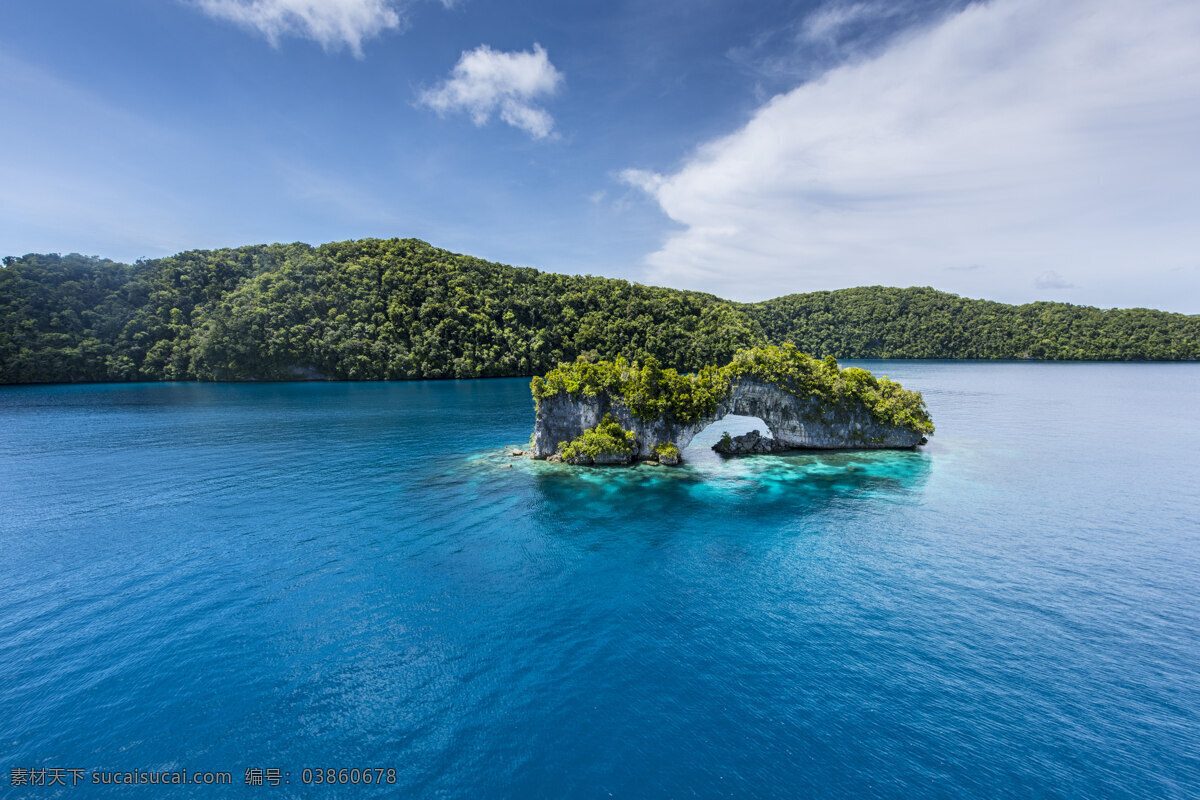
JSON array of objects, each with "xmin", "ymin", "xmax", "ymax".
[{"xmin": 1, "ymin": 362, "xmax": 1198, "ymax": 798}]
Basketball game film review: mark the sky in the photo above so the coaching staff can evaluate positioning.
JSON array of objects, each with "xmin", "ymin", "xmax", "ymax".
[{"xmin": 2, "ymin": 0, "xmax": 1199, "ymax": 312}]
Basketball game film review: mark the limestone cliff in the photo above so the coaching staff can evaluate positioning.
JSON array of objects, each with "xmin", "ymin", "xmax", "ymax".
[
  {"xmin": 532, "ymin": 377, "xmax": 927, "ymax": 460},
  {"xmin": 531, "ymin": 392, "xmax": 704, "ymax": 461},
  {"xmin": 529, "ymin": 345, "xmax": 933, "ymax": 464}
]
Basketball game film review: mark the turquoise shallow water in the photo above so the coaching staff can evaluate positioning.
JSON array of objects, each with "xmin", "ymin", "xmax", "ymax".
[{"xmin": 1, "ymin": 362, "xmax": 1198, "ymax": 798}]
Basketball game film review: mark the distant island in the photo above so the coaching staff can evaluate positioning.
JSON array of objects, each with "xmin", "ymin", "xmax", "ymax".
[
  {"xmin": 2, "ymin": 238, "xmax": 1198, "ymax": 385},
  {"xmin": 530, "ymin": 345, "xmax": 933, "ymax": 466}
]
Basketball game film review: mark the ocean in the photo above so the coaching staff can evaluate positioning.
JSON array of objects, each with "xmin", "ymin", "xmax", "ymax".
[{"xmin": 2, "ymin": 362, "xmax": 1198, "ymax": 798}]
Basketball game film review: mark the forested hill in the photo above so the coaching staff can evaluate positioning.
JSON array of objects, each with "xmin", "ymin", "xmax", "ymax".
[
  {"xmin": 0, "ymin": 239, "xmax": 760, "ymax": 383},
  {"xmin": 741, "ymin": 287, "xmax": 1200, "ymax": 361},
  {"xmin": 1, "ymin": 238, "xmax": 1197, "ymax": 384}
]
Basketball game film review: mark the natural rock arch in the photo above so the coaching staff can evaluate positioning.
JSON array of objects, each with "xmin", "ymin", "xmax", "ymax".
[{"xmin": 531, "ymin": 377, "xmax": 927, "ymax": 461}]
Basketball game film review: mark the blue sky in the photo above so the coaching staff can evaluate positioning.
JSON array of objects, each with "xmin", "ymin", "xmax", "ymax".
[{"xmin": 2, "ymin": 0, "xmax": 1199, "ymax": 312}]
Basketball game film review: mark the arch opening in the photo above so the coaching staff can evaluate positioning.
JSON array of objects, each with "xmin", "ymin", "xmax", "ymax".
[{"xmin": 682, "ymin": 414, "xmax": 775, "ymax": 465}]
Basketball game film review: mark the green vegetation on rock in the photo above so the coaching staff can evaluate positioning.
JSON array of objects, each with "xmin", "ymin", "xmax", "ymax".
[
  {"xmin": 726, "ymin": 346, "xmax": 934, "ymax": 435},
  {"xmin": 532, "ymin": 344, "xmax": 934, "ymax": 436},
  {"xmin": 531, "ymin": 355, "xmax": 728, "ymax": 423},
  {"xmin": 557, "ymin": 414, "xmax": 638, "ymax": 464},
  {"xmin": 2, "ymin": 240, "xmax": 1197, "ymax": 385},
  {"xmin": 653, "ymin": 442, "xmax": 681, "ymax": 460}
]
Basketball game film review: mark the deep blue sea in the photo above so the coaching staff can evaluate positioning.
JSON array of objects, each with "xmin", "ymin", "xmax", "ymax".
[{"xmin": 2, "ymin": 362, "xmax": 1198, "ymax": 798}]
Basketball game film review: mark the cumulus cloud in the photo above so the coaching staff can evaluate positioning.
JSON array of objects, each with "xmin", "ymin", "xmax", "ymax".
[
  {"xmin": 197, "ymin": 0, "xmax": 418, "ymax": 56},
  {"xmin": 419, "ymin": 44, "xmax": 563, "ymax": 139},
  {"xmin": 624, "ymin": 0, "xmax": 1200, "ymax": 308}
]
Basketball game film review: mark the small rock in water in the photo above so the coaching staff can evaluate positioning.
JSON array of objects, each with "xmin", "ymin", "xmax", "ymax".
[
  {"xmin": 510, "ymin": 449, "xmax": 525, "ymax": 456},
  {"xmin": 712, "ymin": 430, "xmax": 783, "ymax": 456}
]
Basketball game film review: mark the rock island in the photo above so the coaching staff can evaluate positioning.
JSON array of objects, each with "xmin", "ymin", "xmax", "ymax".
[{"xmin": 530, "ymin": 345, "xmax": 934, "ymax": 466}]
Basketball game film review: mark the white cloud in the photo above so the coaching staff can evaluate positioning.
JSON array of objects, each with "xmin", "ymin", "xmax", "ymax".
[
  {"xmin": 419, "ymin": 44, "xmax": 563, "ymax": 139},
  {"xmin": 624, "ymin": 0, "xmax": 1200, "ymax": 310},
  {"xmin": 197, "ymin": 0, "xmax": 415, "ymax": 56},
  {"xmin": 619, "ymin": 168, "xmax": 665, "ymax": 196},
  {"xmin": 800, "ymin": 1, "xmax": 905, "ymax": 44},
  {"xmin": 1035, "ymin": 271, "xmax": 1074, "ymax": 290}
]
